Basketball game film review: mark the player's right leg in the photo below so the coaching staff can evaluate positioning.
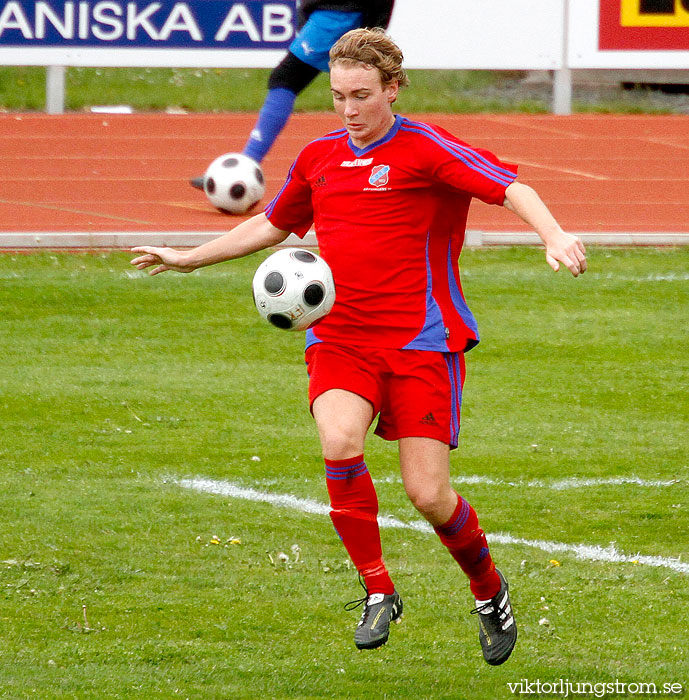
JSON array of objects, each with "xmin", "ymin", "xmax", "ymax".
[
  {"xmin": 312, "ymin": 389, "xmax": 400, "ymax": 649},
  {"xmin": 307, "ymin": 344, "xmax": 402, "ymax": 649}
]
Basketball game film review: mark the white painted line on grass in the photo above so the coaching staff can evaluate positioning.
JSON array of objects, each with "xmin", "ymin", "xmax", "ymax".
[
  {"xmin": 374, "ymin": 475, "xmax": 683, "ymax": 490},
  {"xmin": 250, "ymin": 475, "xmax": 683, "ymax": 490},
  {"xmin": 488, "ymin": 533, "xmax": 689, "ymax": 575},
  {"xmin": 177, "ymin": 477, "xmax": 689, "ymax": 576},
  {"xmin": 180, "ymin": 477, "xmax": 331, "ymax": 517},
  {"xmin": 538, "ymin": 476, "xmax": 682, "ymax": 490}
]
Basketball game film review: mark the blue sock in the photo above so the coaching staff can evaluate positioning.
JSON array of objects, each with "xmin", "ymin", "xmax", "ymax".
[{"xmin": 243, "ymin": 87, "xmax": 297, "ymax": 163}]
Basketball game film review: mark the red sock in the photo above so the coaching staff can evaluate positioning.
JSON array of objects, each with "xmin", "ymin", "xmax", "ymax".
[
  {"xmin": 434, "ymin": 493, "xmax": 500, "ymax": 600},
  {"xmin": 325, "ymin": 455, "xmax": 394, "ymax": 595}
]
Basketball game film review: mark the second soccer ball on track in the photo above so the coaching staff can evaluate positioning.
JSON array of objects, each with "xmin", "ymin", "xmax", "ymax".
[
  {"xmin": 203, "ymin": 152, "xmax": 265, "ymax": 214},
  {"xmin": 252, "ymin": 248, "xmax": 336, "ymax": 331}
]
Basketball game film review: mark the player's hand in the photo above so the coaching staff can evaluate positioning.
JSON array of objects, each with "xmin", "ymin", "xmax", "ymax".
[
  {"xmin": 130, "ymin": 246, "xmax": 195, "ymax": 275},
  {"xmin": 545, "ymin": 233, "xmax": 587, "ymax": 277}
]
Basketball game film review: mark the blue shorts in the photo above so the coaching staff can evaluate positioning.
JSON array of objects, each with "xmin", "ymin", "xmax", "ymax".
[{"xmin": 289, "ymin": 10, "xmax": 363, "ymax": 73}]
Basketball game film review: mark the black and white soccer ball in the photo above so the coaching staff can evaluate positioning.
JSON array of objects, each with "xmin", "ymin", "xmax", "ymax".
[
  {"xmin": 252, "ymin": 248, "xmax": 336, "ymax": 331},
  {"xmin": 204, "ymin": 152, "xmax": 265, "ymax": 214}
]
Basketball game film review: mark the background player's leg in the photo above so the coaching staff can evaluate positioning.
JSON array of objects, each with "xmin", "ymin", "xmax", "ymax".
[
  {"xmin": 399, "ymin": 437, "xmax": 500, "ymax": 599},
  {"xmin": 243, "ymin": 8, "xmax": 360, "ymax": 164},
  {"xmin": 313, "ymin": 390, "xmax": 394, "ymax": 594},
  {"xmin": 190, "ymin": 53, "xmax": 319, "ymax": 188},
  {"xmin": 243, "ymin": 53, "xmax": 320, "ymax": 164},
  {"xmin": 242, "ymin": 87, "xmax": 297, "ymax": 164}
]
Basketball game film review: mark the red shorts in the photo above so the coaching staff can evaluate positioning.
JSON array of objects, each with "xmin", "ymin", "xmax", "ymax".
[{"xmin": 305, "ymin": 343, "xmax": 466, "ymax": 449}]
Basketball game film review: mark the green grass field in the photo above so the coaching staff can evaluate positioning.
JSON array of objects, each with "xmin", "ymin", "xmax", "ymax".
[
  {"xmin": 1, "ymin": 248, "xmax": 687, "ymax": 699},
  {"xmin": 2, "ymin": 66, "xmax": 687, "ymax": 114}
]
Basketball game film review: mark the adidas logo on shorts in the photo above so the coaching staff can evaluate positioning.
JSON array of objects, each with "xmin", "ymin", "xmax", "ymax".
[{"xmin": 420, "ymin": 412, "xmax": 439, "ymax": 426}]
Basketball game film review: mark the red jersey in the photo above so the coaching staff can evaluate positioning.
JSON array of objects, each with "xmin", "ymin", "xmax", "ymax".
[{"xmin": 265, "ymin": 115, "xmax": 517, "ymax": 352}]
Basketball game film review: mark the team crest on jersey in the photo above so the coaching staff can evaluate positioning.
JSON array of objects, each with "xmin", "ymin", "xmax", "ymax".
[{"xmin": 369, "ymin": 164, "xmax": 390, "ymax": 187}]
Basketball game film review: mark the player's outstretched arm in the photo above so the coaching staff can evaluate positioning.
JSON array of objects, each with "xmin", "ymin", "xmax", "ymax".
[
  {"xmin": 130, "ymin": 213, "xmax": 290, "ymax": 276},
  {"xmin": 503, "ymin": 182, "xmax": 586, "ymax": 277}
]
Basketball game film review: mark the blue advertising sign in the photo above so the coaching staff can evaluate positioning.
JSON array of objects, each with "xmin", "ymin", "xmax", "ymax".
[{"xmin": 0, "ymin": 0, "xmax": 297, "ymax": 49}]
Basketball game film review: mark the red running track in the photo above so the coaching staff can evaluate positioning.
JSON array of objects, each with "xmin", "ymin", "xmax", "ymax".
[{"xmin": 1, "ymin": 112, "xmax": 688, "ymax": 234}]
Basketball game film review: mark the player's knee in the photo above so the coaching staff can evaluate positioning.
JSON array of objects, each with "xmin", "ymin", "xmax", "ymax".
[
  {"xmin": 405, "ymin": 482, "xmax": 449, "ymax": 519},
  {"xmin": 268, "ymin": 51, "xmax": 320, "ymax": 93},
  {"xmin": 319, "ymin": 427, "xmax": 365, "ymax": 462}
]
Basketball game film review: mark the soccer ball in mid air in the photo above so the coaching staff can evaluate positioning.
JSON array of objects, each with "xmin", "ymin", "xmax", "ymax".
[
  {"xmin": 204, "ymin": 153, "xmax": 265, "ymax": 214},
  {"xmin": 252, "ymin": 248, "xmax": 336, "ymax": 331}
]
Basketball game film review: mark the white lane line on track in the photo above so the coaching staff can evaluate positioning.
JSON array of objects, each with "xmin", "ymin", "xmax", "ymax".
[
  {"xmin": 515, "ymin": 159, "xmax": 610, "ymax": 181},
  {"xmin": 177, "ymin": 477, "xmax": 689, "ymax": 575}
]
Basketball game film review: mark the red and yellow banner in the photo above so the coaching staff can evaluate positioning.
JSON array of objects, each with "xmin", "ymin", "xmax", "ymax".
[{"xmin": 600, "ymin": 0, "xmax": 689, "ymax": 49}]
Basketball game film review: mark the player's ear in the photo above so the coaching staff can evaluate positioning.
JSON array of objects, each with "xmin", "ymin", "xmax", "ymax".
[{"xmin": 386, "ymin": 80, "xmax": 399, "ymax": 104}]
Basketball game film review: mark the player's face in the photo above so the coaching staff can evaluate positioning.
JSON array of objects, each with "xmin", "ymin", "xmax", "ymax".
[{"xmin": 330, "ymin": 64, "xmax": 399, "ymax": 149}]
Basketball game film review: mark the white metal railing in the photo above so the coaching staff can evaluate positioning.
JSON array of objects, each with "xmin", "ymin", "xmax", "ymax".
[{"xmin": 1, "ymin": 0, "xmax": 689, "ymax": 115}]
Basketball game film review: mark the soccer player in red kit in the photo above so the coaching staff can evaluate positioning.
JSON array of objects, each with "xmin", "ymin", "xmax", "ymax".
[{"xmin": 131, "ymin": 28, "xmax": 586, "ymax": 666}]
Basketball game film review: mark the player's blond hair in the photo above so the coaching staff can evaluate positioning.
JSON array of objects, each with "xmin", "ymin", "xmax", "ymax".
[{"xmin": 329, "ymin": 28, "xmax": 409, "ymax": 88}]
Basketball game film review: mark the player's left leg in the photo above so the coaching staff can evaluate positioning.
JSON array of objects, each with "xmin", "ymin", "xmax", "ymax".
[
  {"xmin": 398, "ymin": 437, "xmax": 499, "ymax": 596},
  {"xmin": 378, "ymin": 348, "xmax": 516, "ymax": 664},
  {"xmin": 398, "ymin": 437, "xmax": 517, "ymax": 665}
]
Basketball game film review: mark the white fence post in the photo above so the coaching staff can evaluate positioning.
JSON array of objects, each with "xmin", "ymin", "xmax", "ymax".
[
  {"xmin": 553, "ymin": 68, "xmax": 573, "ymax": 115},
  {"xmin": 553, "ymin": 0, "xmax": 571, "ymax": 115},
  {"xmin": 46, "ymin": 65, "xmax": 66, "ymax": 114}
]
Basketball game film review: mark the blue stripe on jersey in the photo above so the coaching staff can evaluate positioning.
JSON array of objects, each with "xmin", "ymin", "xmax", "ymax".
[
  {"xmin": 402, "ymin": 118, "xmax": 518, "ymax": 181},
  {"xmin": 314, "ymin": 128, "xmax": 349, "ymax": 143},
  {"xmin": 264, "ymin": 159, "xmax": 297, "ymax": 218},
  {"xmin": 400, "ymin": 120, "xmax": 517, "ymax": 187},
  {"xmin": 403, "ymin": 231, "xmax": 450, "ymax": 352},
  {"xmin": 401, "ymin": 123, "xmax": 514, "ymax": 187},
  {"xmin": 304, "ymin": 327, "xmax": 324, "ymax": 351},
  {"xmin": 265, "ymin": 130, "xmax": 347, "ymax": 218},
  {"xmin": 446, "ymin": 240, "xmax": 480, "ymax": 348},
  {"xmin": 265, "ymin": 129, "xmax": 346, "ymax": 216},
  {"xmin": 347, "ymin": 114, "xmax": 403, "ymax": 157}
]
